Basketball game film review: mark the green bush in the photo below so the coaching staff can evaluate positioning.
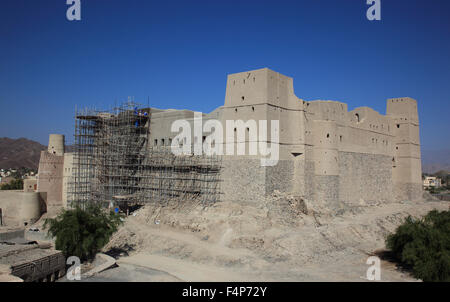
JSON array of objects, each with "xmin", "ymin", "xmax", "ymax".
[
  {"xmin": 386, "ymin": 210, "xmax": 450, "ymax": 282},
  {"xmin": 0, "ymin": 178, "xmax": 23, "ymax": 190},
  {"xmin": 44, "ymin": 205, "xmax": 123, "ymax": 262}
]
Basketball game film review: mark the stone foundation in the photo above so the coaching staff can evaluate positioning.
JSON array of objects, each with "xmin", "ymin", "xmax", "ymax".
[{"xmin": 338, "ymin": 152, "xmax": 394, "ymax": 206}]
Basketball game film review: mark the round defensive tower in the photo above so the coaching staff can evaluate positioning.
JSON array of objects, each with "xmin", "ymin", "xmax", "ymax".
[
  {"xmin": 312, "ymin": 119, "xmax": 340, "ymax": 209},
  {"xmin": 48, "ymin": 134, "xmax": 65, "ymax": 156}
]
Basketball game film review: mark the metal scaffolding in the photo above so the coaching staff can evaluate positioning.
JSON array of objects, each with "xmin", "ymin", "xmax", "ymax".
[{"xmin": 69, "ymin": 101, "xmax": 221, "ymax": 210}]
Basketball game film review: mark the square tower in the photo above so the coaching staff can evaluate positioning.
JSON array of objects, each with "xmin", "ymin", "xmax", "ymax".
[{"xmin": 387, "ymin": 97, "xmax": 422, "ymax": 201}]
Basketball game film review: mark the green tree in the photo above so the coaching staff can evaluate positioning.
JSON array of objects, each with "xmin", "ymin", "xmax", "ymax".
[
  {"xmin": 386, "ymin": 210, "xmax": 450, "ymax": 282},
  {"xmin": 44, "ymin": 205, "xmax": 123, "ymax": 262},
  {"xmin": 0, "ymin": 178, "xmax": 23, "ymax": 190}
]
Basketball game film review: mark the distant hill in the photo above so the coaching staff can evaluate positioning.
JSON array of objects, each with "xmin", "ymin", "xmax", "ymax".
[
  {"xmin": 0, "ymin": 137, "xmax": 46, "ymax": 170},
  {"xmin": 421, "ymin": 149, "xmax": 450, "ymax": 174}
]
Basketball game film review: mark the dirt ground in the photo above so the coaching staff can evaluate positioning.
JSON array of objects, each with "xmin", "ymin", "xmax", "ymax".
[{"xmin": 103, "ymin": 193, "xmax": 449, "ymax": 282}]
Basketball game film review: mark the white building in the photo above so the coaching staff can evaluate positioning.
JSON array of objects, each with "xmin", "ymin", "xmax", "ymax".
[{"xmin": 423, "ymin": 176, "xmax": 441, "ymax": 188}]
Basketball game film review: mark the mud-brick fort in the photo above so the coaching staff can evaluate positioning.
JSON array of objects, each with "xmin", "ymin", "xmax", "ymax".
[
  {"xmin": 147, "ymin": 67, "xmax": 422, "ymax": 208},
  {"xmin": 217, "ymin": 68, "xmax": 422, "ymax": 207},
  {"xmin": 1, "ymin": 68, "xmax": 423, "ymax": 226}
]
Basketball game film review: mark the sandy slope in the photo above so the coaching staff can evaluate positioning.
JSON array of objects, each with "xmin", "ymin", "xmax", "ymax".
[{"xmin": 104, "ymin": 194, "xmax": 449, "ymax": 282}]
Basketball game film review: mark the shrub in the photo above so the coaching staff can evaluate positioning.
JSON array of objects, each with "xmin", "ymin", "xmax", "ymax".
[
  {"xmin": 386, "ymin": 210, "xmax": 450, "ymax": 282},
  {"xmin": 44, "ymin": 205, "xmax": 123, "ymax": 262},
  {"xmin": 0, "ymin": 178, "xmax": 23, "ymax": 190}
]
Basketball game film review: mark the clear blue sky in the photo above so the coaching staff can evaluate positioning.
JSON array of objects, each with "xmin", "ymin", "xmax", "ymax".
[{"xmin": 0, "ymin": 0, "xmax": 449, "ymax": 150}]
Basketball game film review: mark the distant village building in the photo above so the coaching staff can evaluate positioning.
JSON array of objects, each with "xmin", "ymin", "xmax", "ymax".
[
  {"xmin": 423, "ymin": 176, "xmax": 441, "ymax": 189},
  {"xmin": 23, "ymin": 177, "xmax": 37, "ymax": 193}
]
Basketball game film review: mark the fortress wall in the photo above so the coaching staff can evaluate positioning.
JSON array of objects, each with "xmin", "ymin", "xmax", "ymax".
[
  {"xmin": 303, "ymin": 145, "xmax": 316, "ymax": 202},
  {"xmin": 307, "ymin": 101, "xmax": 395, "ymax": 155},
  {"xmin": 310, "ymin": 120, "xmax": 340, "ymax": 208},
  {"xmin": 338, "ymin": 152, "xmax": 393, "ymax": 206},
  {"xmin": 140, "ymin": 69, "xmax": 423, "ymax": 207},
  {"xmin": 304, "ymin": 100, "xmax": 401, "ymax": 208},
  {"xmin": 0, "ymin": 191, "xmax": 44, "ymax": 226},
  {"xmin": 48, "ymin": 134, "xmax": 64, "ymax": 156},
  {"xmin": 221, "ymin": 68, "xmax": 308, "ymax": 202},
  {"xmin": 225, "ymin": 68, "xmax": 269, "ymax": 108},
  {"xmin": 37, "ymin": 151, "xmax": 64, "ymax": 208},
  {"xmin": 340, "ymin": 125, "xmax": 395, "ymax": 155},
  {"xmin": 62, "ymin": 153, "xmax": 74, "ymax": 208},
  {"xmin": 220, "ymin": 158, "xmax": 266, "ymax": 205},
  {"xmin": 266, "ymin": 159, "xmax": 296, "ymax": 195},
  {"xmin": 312, "ymin": 120, "xmax": 339, "ymax": 176},
  {"xmin": 387, "ymin": 97, "xmax": 419, "ymax": 123},
  {"xmin": 394, "ymin": 183, "xmax": 423, "ymax": 202},
  {"xmin": 149, "ymin": 110, "xmax": 196, "ymax": 147},
  {"xmin": 387, "ymin": 98, "xmax": 422, "ymax": 201},
  {"xmin": 314, "ymin": 175, "xmax": 340, "ymax": 210},
  {"xmin": 23, "ymin": 179, "xmax": 37, "ymax": 193},
  {"xmin": 306, "ymin": 101, "xmax": 349, "ymax": 124}
]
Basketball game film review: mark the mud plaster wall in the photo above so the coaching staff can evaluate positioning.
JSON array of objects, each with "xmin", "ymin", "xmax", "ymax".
[
  {"xmin": 338, "ymin": 152, "xmax": 393, "ymax": 206},
  {"xmin": 37, "ymin": 151, "xmax": 64, "ymax": 208}
]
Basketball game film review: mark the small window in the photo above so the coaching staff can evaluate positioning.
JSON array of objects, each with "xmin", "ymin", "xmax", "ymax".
[
  {"xmin": 252, "ymin": 106, "xmax": 255, "ymax": 112},
  {"xmin": 202, "ymin": 136, "xmax": 206, "ymax": 143},
  {"xmin": 161, "ymin": 138, "xmax": 165, "ymax": 146},
  {"xmin": 154, "ymin": 139, "xmax": 158, "ymax": 146},
  {"xmin": 355, "ymin": 113, "xmax": 360, "ymax": 123},
  {"xmin": 241, "ymin": 96, "xmax": 245, "ymax": 101},
  {"xmin": 397, "ymin": 124, "xmax": 400, "ymax": 128},
  {"xmin": 326, "ymin": 133, "xmax": 330, "ymax": 138}
]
